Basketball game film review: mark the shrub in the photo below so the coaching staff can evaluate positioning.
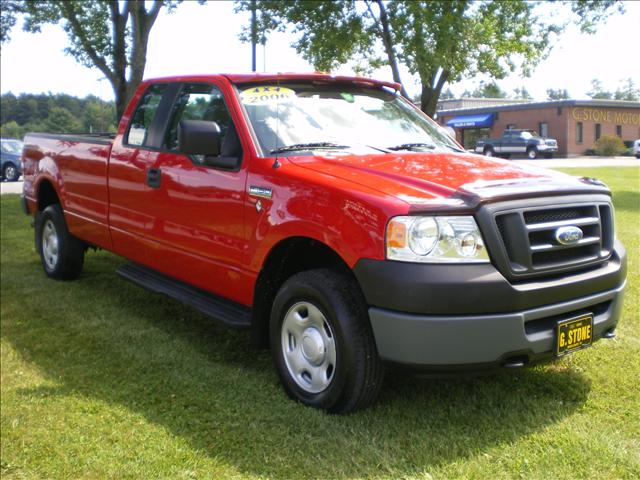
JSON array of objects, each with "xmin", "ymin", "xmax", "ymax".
[{"xmin": 593, "ymin": 135, "xmax": 627, "ymax": 156}]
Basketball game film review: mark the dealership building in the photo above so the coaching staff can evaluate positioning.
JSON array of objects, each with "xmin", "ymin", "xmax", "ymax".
[{"xmin": 435, "ymin": 98, "xmax": 640, "ymax": 156}]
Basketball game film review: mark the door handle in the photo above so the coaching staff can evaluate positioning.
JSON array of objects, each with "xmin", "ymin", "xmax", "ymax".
[{"xmin": 146, "ymin": 168, "xmax": 161, "ymax": 188}]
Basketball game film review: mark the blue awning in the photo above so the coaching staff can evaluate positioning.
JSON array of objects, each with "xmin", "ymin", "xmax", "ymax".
[{"xmin": 446, "ymin": 113, "xmax": 494, "ymax": 128}]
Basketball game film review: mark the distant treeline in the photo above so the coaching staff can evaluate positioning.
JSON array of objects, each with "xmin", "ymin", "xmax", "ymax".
[{"xmin": 1, "ymin": 93, "xmax": 117, "ymax": 140}]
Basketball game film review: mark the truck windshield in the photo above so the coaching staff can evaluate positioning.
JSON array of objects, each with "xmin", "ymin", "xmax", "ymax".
[{"xmin": 236, "ymin": 82, "xmax": 462, "ymax": 156}]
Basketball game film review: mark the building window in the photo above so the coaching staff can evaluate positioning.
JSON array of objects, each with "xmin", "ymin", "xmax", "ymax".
[
  {"xmin": 616, "ymin": 125, "xmax": 622, "ymax": 137},
  {"xmin": 576, "ymin": 122, "xmax": 583, "ymax": 144},
  {"xmin": 506, "ymin": 124, "xmax": 516, "ymax": 130},
  {"xmin": 595, "ymin": 123, "xmax": 601, "ymax": 141},
  {"xmin": 539, "ymin": 122, "xmax": 549, "ymax": 137}
]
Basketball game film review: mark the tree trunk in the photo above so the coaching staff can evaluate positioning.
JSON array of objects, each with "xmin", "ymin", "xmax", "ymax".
[
  {"xmin": 420, "ymin": 69, "xmax": 448, "ymax": 117},
  {"xmin": 372, "ymin": 0, "xmax": 409, "ymax": 99},
  {"xmin": 109, "ymin": 0, "xmax": 129, "ymax": 121}
]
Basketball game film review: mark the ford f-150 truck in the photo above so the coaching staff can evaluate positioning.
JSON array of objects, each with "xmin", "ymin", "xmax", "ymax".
[
  {"xmin": 475, "ymin": 129, "xmax": 558, "ymax": 159},
  {"xmin": 21, "ymin": 73, "xmax": 626, "ymax": 413}
]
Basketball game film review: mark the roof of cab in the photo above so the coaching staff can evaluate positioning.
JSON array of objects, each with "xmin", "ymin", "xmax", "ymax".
[{"xmin": 142, "ymin": 73, "xmax": 401, "ymax": 91}]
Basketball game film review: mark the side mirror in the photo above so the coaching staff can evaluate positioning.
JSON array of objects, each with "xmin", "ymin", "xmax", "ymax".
[{"xmin": 178, "ymin": 120, "xmax": 220, "ymax": 156}]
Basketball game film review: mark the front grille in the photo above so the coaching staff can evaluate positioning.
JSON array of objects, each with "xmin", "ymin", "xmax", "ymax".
[{"xmin": 493, "ymin": 202, "xmax": 613, "ymax": 276}]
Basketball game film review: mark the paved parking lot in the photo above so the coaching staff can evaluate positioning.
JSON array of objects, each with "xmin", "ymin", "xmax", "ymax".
[{"xmin": 1, "ymin": 180, "xmax": 23, "ymax": 195}]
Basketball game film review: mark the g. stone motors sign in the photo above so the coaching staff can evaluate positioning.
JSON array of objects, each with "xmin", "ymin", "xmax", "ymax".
[{"xmin": 571, "ymin": 108, "xmax": 640, "ymax": 126}]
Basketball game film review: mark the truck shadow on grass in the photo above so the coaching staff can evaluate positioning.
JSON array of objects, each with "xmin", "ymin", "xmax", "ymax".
[{"xmin": 4, "ymin": 251, "xmax": 592, "ymax": 479}]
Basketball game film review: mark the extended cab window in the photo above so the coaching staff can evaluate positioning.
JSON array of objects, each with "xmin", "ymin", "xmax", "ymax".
[
  {"xmin": 126, "ymin": 83, "xmax": 168, "ymax": 146},
  {"xmin": 164, "ymin": 84, "xmax": 238, "ymax": 159}
]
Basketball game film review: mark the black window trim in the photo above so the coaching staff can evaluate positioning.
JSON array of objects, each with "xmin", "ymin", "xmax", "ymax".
[
  {"xmin": 123, "ymin": 80, "xmax": 246, "ymax": 172},
  {"xmin": 123, "ymin": 82, "xmax": 178, "ymax": 149}
]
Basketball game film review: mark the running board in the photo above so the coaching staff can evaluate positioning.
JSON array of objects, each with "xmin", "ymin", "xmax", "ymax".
[{"xmin": 117, "ymin": 262, "xmax": 251, "ymax": 329}]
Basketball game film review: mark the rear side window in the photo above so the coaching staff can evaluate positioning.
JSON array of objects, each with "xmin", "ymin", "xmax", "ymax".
[
  {"xmin": 126, "ymin": 83, "xmax": 167, "ymax": 146},
  {"xmin": 164, "ymin": 83, "xmax": 232, "ymax": 151}
]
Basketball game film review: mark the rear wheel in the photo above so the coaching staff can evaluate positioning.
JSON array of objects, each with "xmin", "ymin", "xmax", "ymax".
[
  {"xmin": 270, "ymin": 269, "xmax": 384, "ymax": 414},
  {"xmin": 35, "ymin": 204, "xmax": 85, "ymax": 280},
  {"xmin": 3, "ymin": 163, "xmax": 19, "ymax": 182},
  {"xmin": 527, "ymin": 147, "xmax": 539, "ymax": 159}
]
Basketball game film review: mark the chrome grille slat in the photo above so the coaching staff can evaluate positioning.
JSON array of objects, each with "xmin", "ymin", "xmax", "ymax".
[
  {"xmin": 530, "ymin": 236, "xmax": 601, "ymax": 252},
  {"xmin": 526, "ymin": 216, "xmax": 600, "ymax": 231}
]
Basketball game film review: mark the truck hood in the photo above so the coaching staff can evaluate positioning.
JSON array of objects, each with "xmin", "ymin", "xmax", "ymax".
[{"xmin": 288, "ymin": 152, "xmax": 609, "ymax": 209}]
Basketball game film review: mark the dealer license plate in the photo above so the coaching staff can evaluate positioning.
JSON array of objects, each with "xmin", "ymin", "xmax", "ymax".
[{"xmin": 556, "ymin": 314, "xmax": 593, "ymax": 356}]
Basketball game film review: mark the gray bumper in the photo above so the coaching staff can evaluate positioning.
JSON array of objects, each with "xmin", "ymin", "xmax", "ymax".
[{"xmin": 369, "ymin": 282, "xmax": 624, "ymax": 367}]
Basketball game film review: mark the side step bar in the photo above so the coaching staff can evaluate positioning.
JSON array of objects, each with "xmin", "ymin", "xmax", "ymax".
[{"xmin": 117, "ymin": 262, "xmax": 251, "ymax": 329}]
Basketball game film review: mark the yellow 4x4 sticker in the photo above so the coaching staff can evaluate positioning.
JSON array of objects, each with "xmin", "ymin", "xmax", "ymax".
[{"xmin": 240, "ymin": 86, "xmax": 296, "ymax": 105}]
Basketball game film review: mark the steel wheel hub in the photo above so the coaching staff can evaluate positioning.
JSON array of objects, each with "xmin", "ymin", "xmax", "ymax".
[
  {"xmin": 281, "ymin": 301, "xmax": 336, "ymax": 394},
  {"xmin": 42, "ymin": 219, "xmax": 59, "ymax": 270}
]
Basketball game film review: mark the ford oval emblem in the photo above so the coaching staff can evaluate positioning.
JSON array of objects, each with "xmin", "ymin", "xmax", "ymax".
[{"xmin": 555, "ymin": 226, "xmax": 583, "ymax": 245}]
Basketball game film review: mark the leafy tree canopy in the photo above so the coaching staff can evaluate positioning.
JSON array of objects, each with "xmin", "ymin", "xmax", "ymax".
[
  {"xmin": 236, "ymin": 0, "xmax": 623, "ymax": 116},
  {"xmin": 546, "ymin": 88, "xmax": 570, "ymax": 100},
  {"xmin": 1, "ymin": 0, "xmax": 198, "ymax": 119},
  {"xmin": 587, "ymin": 78, "xmax": 640, "ymax": 101},
  {"xmin": 1, "ymin": 92, "xmax": 117, "ymax": 139}
]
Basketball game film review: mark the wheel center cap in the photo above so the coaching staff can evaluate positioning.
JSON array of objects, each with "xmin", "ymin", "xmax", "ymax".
[{"xmin": 301, "ymin": 328, "xmax": 326, "ymax": 365}]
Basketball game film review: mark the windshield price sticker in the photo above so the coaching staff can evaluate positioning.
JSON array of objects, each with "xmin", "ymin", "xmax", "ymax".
[{"xmin": 240, "ymin": 86, "xmax": 296, "ymax": 105}]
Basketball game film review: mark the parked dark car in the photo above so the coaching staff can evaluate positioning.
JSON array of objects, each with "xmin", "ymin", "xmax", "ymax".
[
  {"xmin": 475, "ymin": 129, "xmax": 558, "ymax": 159},
  {"xmin": 1, "ymin": 138, "xmax": 23, "ymax": 182}
]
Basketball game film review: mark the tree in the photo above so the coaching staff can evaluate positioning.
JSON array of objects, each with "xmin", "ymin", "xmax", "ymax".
[
  {"xmin": 236, "ymin": 0, "xmax": 623, "ymax": 116},
  {"xmin": 613, "ymin": 78, "xmax": 640, "ymax": 101},
  {"xmin": 587, "ymin": 79, "xmax": 613, "ymax": 99},
  {"xmin": 546, "ymin": 88, "xmax": 570, "ymax": 100},
  {"xmin": 513, "ymin": 86, "xmax": 533, "ymax": 100},
  {"xmin": 439, "ymin": 88, "xmax": 456, "ymax": 100},
  {"xmin": 1, "ymin": 1, "xmax": 192, "ymax": 119},
  {"xmin": 468, "ymin": 81, "xmax": 508, "ymax": 99},
  {"xmin": 44, "ymin": 106, "xmax": 83, "ymax": 133},
  {"xmin": 0, "ymin": 120, "xmax": 21, "ymax": 139}
]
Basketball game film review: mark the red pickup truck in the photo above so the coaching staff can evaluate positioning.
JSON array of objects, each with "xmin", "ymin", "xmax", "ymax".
[{"xmin": 21, "ymin": 73, "xmax": 626, "ymax": 413}]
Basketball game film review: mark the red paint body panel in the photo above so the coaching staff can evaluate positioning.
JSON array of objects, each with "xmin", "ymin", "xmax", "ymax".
[{"xmin": 21, "ymin": 74, "xmax": 610, "ymax": 308}]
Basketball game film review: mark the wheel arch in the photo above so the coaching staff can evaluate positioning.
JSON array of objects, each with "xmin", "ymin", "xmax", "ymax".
[
  {"xmin": 250, "ymin": 236, "xmax": 363, "ymax": 348},
  {"xmin": 36, "ymin": 178, "xmax": 62, "ymax": 213}
]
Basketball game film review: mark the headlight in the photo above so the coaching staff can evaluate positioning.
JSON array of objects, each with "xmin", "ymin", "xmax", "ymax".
[
  {"xmin": 386, "ymin": 216, "xmax": 490, "ymax": 263},
  {"xmin": 538, "ymin": 139, "xmax": 546, "ymax": 145}
]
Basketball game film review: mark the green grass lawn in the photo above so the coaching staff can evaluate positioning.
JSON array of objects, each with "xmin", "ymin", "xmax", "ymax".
[{"xmin": 1, "ymin": 167, "xmax": 638, "ymax": 479}]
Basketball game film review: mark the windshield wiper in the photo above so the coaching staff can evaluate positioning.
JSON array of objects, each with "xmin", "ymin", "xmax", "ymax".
[
  {"xmin": 270, "ymin": 142, "xmax": 350, "ymax": 154},
  {"xmin": 387, "ymin": 142, "xmax": 437, "ymax": 151}
]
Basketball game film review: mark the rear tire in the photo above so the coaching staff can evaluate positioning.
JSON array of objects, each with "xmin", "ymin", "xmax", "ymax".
[
  {"xmin": 35, "ymin": 204, "xmax": 85, "ymax": 280},
  {"xmin": 270, "ymin": 269, "xmax": 384, "ymax": 414}
]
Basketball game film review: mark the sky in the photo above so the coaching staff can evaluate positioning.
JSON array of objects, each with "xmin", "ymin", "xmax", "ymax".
[{"xmin": 1, "ymin": 1, "xmax": 639, "ymax": 103}]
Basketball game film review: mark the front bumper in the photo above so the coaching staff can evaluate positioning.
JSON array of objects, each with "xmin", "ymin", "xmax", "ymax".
[
  {"xmin": 353, "ymin": 244, "xmax": 626, "ymax": 369},
  {"xmin": 537, "ymin": 144, "xmax": 558, "ymax": 152}
]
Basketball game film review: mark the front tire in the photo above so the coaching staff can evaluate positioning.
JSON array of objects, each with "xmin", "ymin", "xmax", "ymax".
[
  {"xmin": 270, "ymin": 269, "xmax": 384, "ymax": 414},
  {"xmin": 483, "ymin": 147, "xmax": 495, "ymax": 157},
  {"xmin": 3, "ymin": 163, "xmax": 19, "ymax": 182},
  {"xmin": 35, "ymin": 204, "xmax": 85, "ymax": 280},
  {"xmin": 527, "ymin": 147, "xmax": 539, "ymax": 159}
]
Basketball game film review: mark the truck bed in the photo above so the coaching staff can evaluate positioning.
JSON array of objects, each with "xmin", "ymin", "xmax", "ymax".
[{"xmin": 22, "ymin": 132, "xmax": 115, "ymax": 250}]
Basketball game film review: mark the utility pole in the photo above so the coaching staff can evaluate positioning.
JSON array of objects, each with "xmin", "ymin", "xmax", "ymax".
[{"xmin": 251, "ymin": 0, "xmax": 257, "ymax": 72}]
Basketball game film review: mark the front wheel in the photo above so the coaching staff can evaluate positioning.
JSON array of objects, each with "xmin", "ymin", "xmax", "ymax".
[
  {"xmin": 527, "ymin": 147, "xmax": 539, "ymax": 159},
  {"xmin": 270, "ymin": 269, "xmax": 384, "ymax": 414},
  {"xmin": 3, "ymin": 163, "xmax": 19, "ymax": 182},
  {"xmin": 35, "ymin": 204, "xmax": 85, "ymax": 280},
  {"xmin": 483, "ymin": 147, "xmax": 495, "ymax": 157}
]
